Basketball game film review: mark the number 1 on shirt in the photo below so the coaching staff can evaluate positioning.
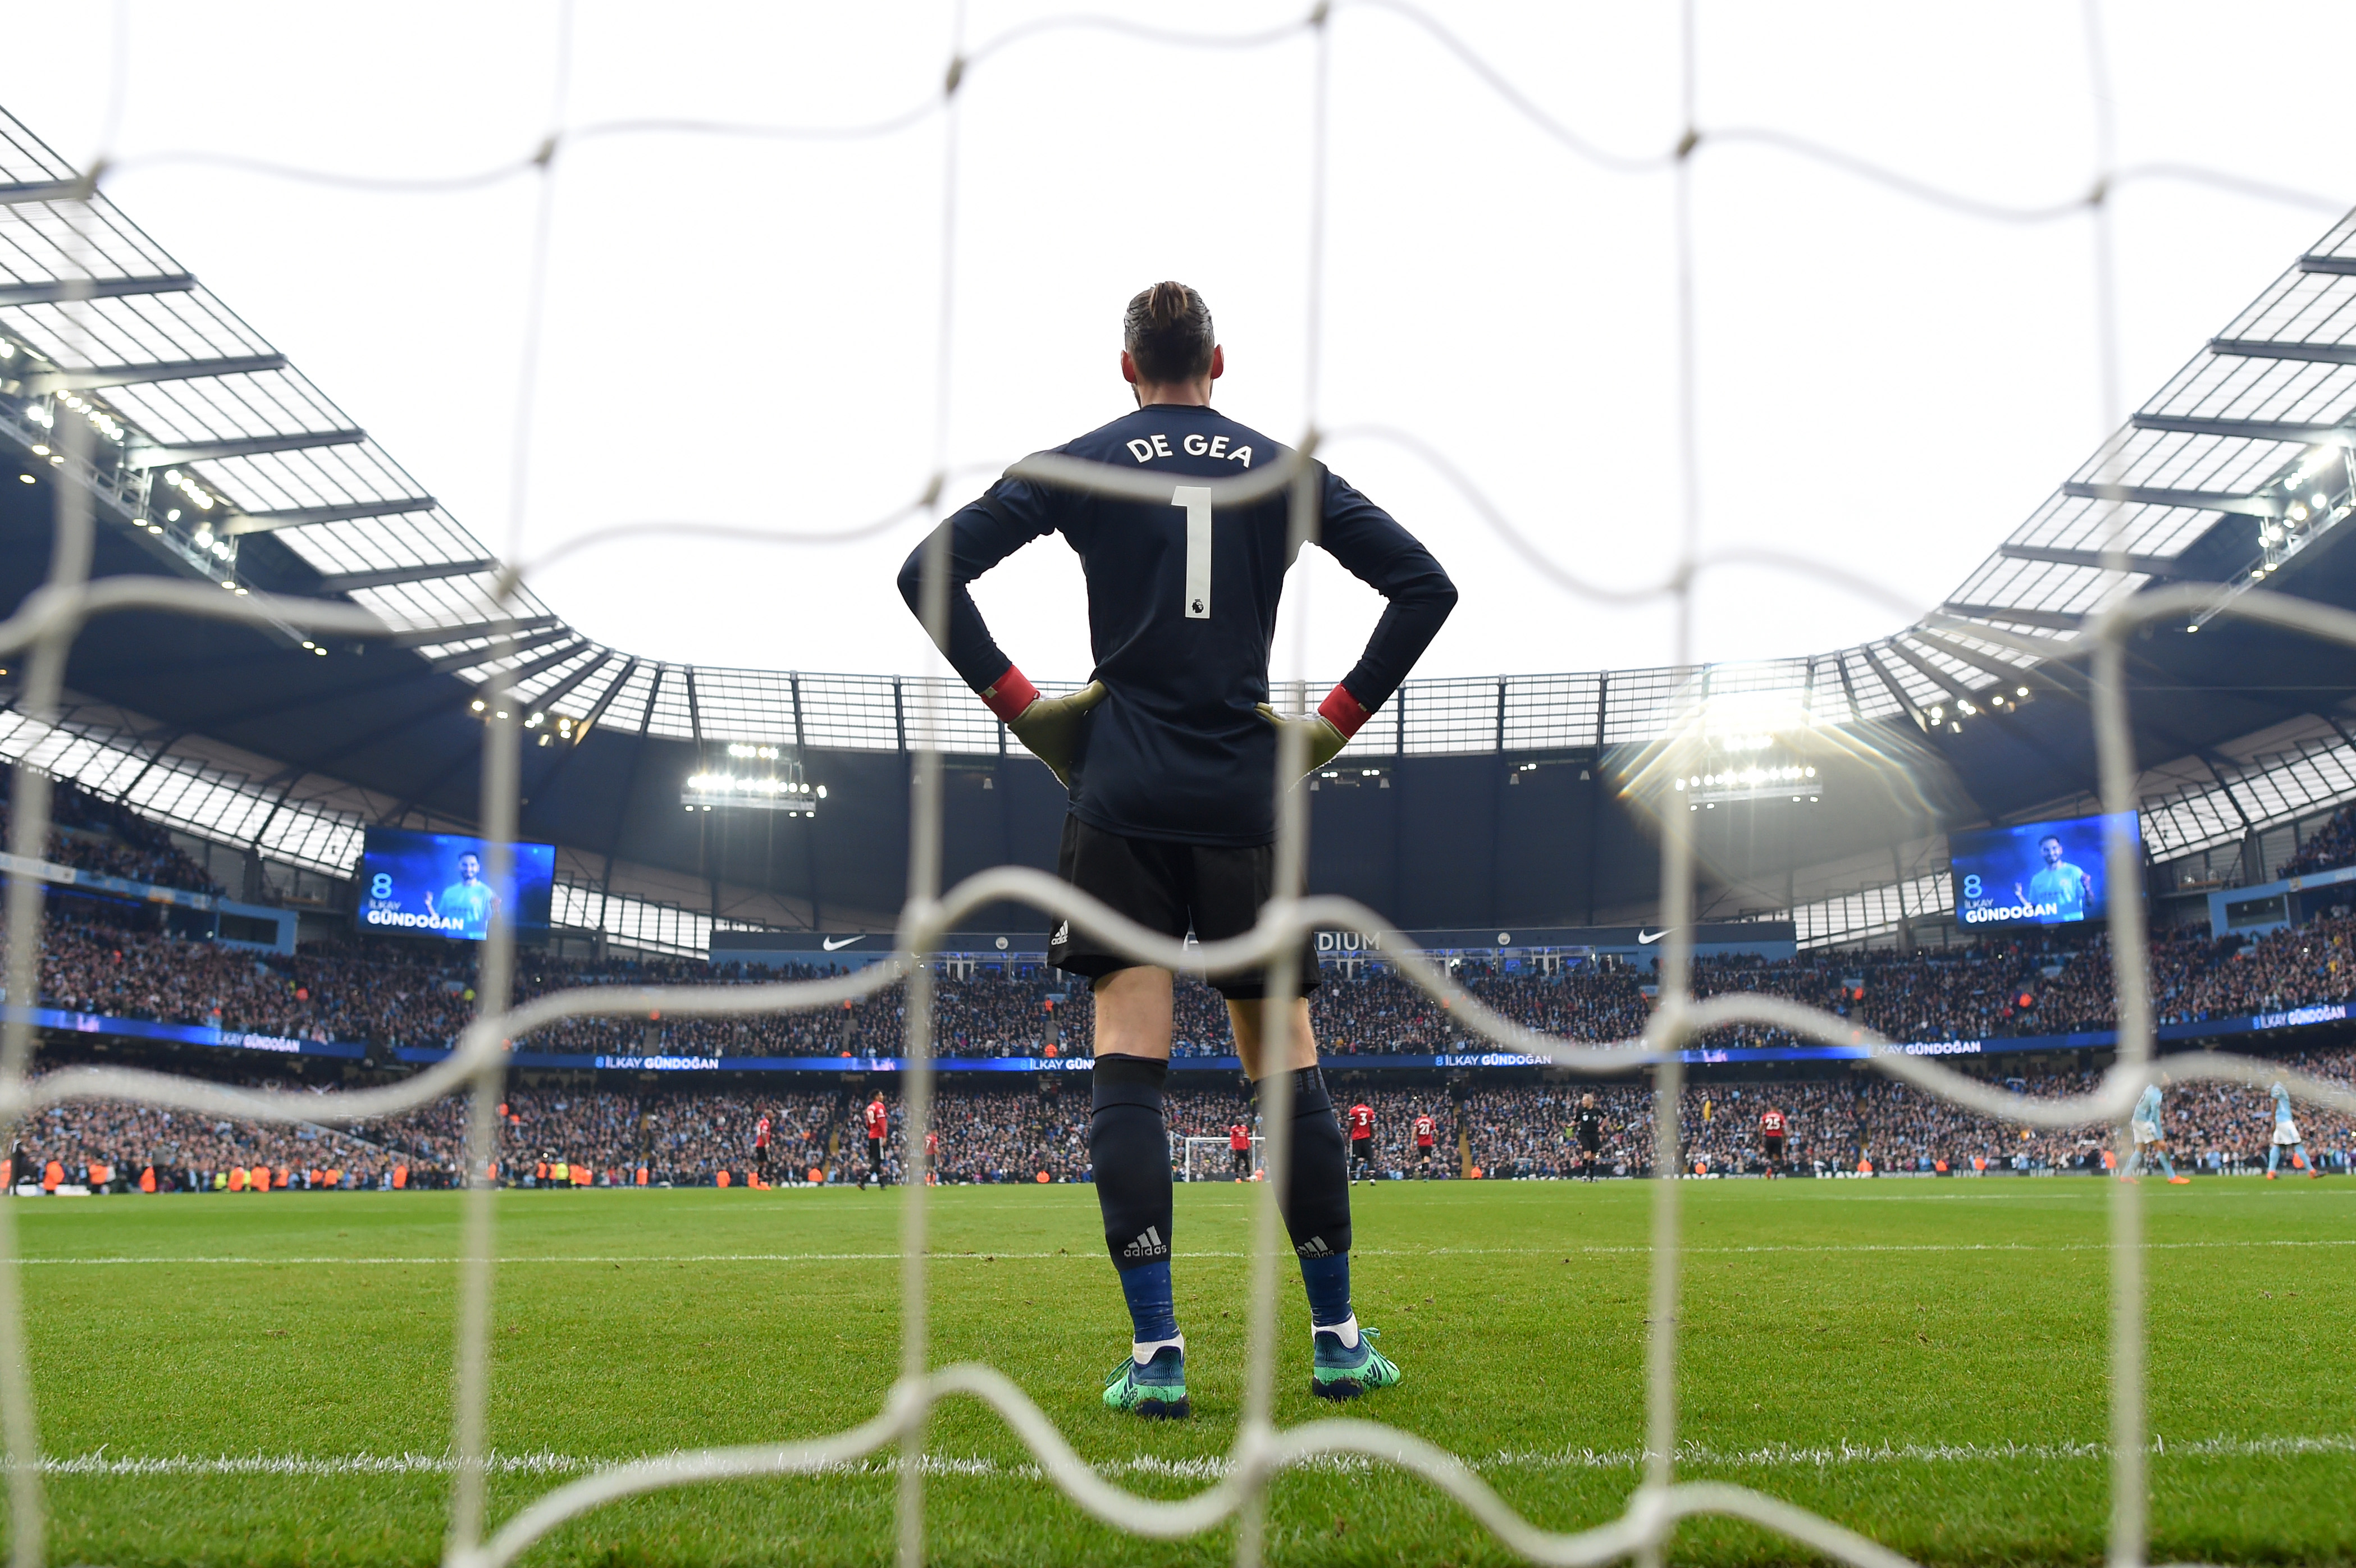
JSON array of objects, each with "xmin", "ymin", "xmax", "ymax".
[{"xmin": 1174, "ymin": 485, "xmax": 1213, "ymax": 619}]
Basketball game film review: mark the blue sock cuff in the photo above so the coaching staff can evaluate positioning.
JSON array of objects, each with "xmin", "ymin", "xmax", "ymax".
[
  {"xmin": 1118, "ymin": 1258, "xmax": 1179, "ymax": 1344},
  {"xmin": 1298, "ymin": 1251, "xmax": 1351, "ymax": 1329}
]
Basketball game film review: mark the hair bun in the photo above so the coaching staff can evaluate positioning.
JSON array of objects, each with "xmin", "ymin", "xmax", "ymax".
[
  {"xmin": 1149, "ymin": 281, "xmax": 1190, "ymax": 327},
  {"xmin": 1122, "ymin": 282, "xmax": 1215, "ymax": 383}
]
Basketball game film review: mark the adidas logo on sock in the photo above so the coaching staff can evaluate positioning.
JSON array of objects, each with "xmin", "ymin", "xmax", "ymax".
[
  {"xmin": 1295, "ymin": 1235, "xmax": 1332, "ymax": 1257},
  {"xmin": 1122, "ymin": 1225, "xmax": 1167, "ymax": 1259},
  {"xmin": 1052, "ymin": 921, "xmax": 1070, "ymax": 946}
]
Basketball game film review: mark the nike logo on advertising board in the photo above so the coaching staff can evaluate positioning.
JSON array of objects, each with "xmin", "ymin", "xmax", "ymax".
[
  {"xmin": 1637, "ymin": 930, "xmax": 1669, "ymax": 944},
  {"xmin": 821, "ymin": 936, "xmax": 864, "ymax": 952}
]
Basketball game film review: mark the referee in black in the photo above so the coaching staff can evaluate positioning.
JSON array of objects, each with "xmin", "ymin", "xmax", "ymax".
[{"xmin": 901, "ymin": 282, "xmax": 1455, "ymax": 1418}]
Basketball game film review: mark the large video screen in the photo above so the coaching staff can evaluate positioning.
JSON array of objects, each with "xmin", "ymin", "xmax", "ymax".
[
  {"xmin": 356, "ymin": 828, "xmax": 555, "ymax": 941},
  {"xmin": 1949, "ymin": 811, "xmax": 2138, "ymax": 931}
]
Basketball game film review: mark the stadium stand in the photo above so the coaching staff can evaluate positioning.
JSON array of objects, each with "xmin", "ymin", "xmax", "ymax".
[
  {"xmin": 19, "ymin": 1051, "xmax": 2356, "ymax": 1195},
  {"xmin": 16, "ymin": 890, "xmax": 2356, "ymax": 1191},
  {"xmin": 1, "ymin": 780, "xmax": 222, "ymax": 897},
  {"xmin": 19, "ymin": 897, "xmax": 2356, "ymax": 1058},
  {"xmin": 2280, "ymin": 801, "xmax": 2356, "ymax": 880}
]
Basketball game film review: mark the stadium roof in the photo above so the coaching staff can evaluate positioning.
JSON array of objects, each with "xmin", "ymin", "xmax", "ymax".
[{"xmin": 12, "ymin": 102, "xmax": 2356, "ymax": 948}]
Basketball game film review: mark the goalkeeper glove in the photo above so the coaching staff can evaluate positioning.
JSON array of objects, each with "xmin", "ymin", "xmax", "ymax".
[
  {"xmin": 1257, "ymin": 683, "xmax": 1371, "ymax": 778},
  {"xmin": 980, "ymin": 665, "xmax": 1107, "ymax": 787}
]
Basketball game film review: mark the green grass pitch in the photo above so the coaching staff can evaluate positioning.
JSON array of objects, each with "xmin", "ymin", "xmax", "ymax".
[{"xmin": 17, "ymin": 1176, "xmax": 2356, "ymax": 1566}]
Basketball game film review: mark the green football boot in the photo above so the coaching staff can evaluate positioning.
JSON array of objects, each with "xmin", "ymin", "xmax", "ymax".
[
  {"xmin": 1310, "ymin": 1323, "xmax": 1401, "ymax": 1401},
  {"xmin": 1102, "ymin": 1342, "xmax": 1189, "ymax": 1420}
]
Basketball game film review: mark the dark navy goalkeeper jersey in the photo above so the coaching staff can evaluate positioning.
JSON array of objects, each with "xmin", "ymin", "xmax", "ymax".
[{"xmin": 898, "ymin": 403, "xmax": 1455, "ymax": 846}]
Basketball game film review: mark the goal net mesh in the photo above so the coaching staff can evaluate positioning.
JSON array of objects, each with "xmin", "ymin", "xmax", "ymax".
[{"xmin": 4, "ymin": 10, "xmax": 2356, "ymax": 1568}]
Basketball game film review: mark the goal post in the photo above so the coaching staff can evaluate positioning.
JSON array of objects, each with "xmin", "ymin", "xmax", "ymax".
[{"xmin": 1179, "ymin": 1134, "xmax": 1260, "ymax": 1182}]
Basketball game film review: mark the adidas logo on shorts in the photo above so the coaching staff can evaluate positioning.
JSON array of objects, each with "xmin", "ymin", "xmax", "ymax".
[
  {"xmin": 1122, "ymin": 1226, "xmax": 1167, "ymax": 1260},
  {"xmin": 1295, "ymin": 1235, "xmax": 1332, "ymax": 1258},
  {"xmin": 1052, "ymin": 921, "xmax": 1070, "ymax": 947}
]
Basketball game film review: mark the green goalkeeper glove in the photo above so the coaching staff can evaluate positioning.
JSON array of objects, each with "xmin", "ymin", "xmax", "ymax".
[
  {"xmin": 1259, "ymin": 683, "xmax": 1373, "ymax": 778},
  {"xmin": 992, "ymin": 675, "xmax": 1106, "ymax": 786}
]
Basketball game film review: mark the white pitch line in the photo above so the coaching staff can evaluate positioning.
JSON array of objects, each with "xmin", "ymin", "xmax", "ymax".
[
  {"xmin": 34, "ymin": 1434, "xmax": 2356, "ymax": 1481},
  {"xmin": 21, "ymin": 1237, "xmax": 2356, "ymax": 1267}
]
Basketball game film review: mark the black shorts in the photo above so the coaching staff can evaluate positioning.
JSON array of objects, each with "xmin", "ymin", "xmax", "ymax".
[
  {"xmin": 1048, "ymin": 817, "xmax": 1320, "ymax": 1000},
  {"xmin": 1763, "ymin": 1136, "xmax": 1785, "ymax": 1159},
  {"xmin": 867, "ymin": 1137, "xmax": 883, "ymax": 1160},
  {"xmin": 1352, "ymin": 1137, "xmax": 1372, "ymax": 1158},
  {"xmin": 1417, "ymin": 1144, "xmax": 1433, "ymax": 1160}
]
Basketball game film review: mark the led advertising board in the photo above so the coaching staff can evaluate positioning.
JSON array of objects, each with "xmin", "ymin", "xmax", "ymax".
[
  {"xmin": 356, "ymin": 827, "xmax": 555, "ymax": 941},
  {"xmin": 1949, "ymin": 811, "xmax": 2138, "ymax": 931}
]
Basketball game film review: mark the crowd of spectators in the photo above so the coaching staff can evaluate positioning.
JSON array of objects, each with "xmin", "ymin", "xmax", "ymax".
[
  {"xmin": 2280, "ymin": 801, "xmax": 2356, "ymax": 880},
  {"xmin": 2, "ymin": 783, "xmax": 223, "ymax": 897},
  {"xmin": 22, "ymin": 1043, "xmax": 2356, "ymax": 1193},
  {"xmin": 21, "ymin": 903, "xmax": 2356, "ymax": 1064},
  {"xmin": 10, "ymin": 1076, "xmax": 424, "ymax": 1192}
]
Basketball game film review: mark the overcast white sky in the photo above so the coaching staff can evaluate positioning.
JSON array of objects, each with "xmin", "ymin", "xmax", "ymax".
[{"xmin": 11, "ymin": 1, "xmax": 2356, "ymax": 685}]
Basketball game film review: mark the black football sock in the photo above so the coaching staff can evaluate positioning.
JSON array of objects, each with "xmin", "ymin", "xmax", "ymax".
[
  {"xmin": 1257, "ymin": 1066, "xmax": 1354, "ymax": 1331},
  {"xmin": 1091, "ymin": 1054, "xmax": 1177, "ymax": 1341}
]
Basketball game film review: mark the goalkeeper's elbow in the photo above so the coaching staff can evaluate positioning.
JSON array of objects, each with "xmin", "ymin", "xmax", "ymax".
[{"xmin": 894, "ymin": 537, "xmax": 937, "ymax": 628}]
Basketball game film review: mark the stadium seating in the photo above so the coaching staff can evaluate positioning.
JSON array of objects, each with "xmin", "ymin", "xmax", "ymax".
[
  {"xmin": 20, "ymin": 899, "xmax": 2356, "ymax": 1058},
  {"xmin": 16, "ymin": 1044, "xmax": 2356, "ymax": 1195},
  {"xmin": 15, "ymin": 862, "xmax": 2356, "ymax": 1191}
]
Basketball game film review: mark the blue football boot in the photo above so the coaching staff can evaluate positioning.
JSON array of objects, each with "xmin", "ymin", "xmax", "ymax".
[
  {"xmin": 1310, "ymin": 1323, "xmax": 1401, "ymax": 1401},
  {"xmin": 1102, "ymin": 1340, "xmax": 1189, "ymax": 1420}
]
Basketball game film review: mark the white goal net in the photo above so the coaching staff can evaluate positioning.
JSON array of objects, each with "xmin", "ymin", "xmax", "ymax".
[
  {"xmin": 6, "ymin": 8, "xmax": 2356, "ymax": 1568},
  {"xmin": 1181, "ymin": 1134, "xmax": 1261, "ymax": 1183}
]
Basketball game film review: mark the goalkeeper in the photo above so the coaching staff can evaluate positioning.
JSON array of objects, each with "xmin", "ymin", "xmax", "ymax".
[{"xmin": 898, "ymin": 281, "xmax": 1455, "ymax": 1419}]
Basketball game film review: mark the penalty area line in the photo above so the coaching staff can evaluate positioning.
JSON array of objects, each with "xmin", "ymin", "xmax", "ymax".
[
  {"xmin": 35, "ymin": 1433, "xmax": 2356, "ymax": 1480},
  {"xmin": 22, "ymin": 1236, "xmax": 2356, "ymax": 1267}
]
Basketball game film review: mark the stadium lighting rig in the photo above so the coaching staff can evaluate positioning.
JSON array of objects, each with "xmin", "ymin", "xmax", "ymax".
[
  {"xmin": 2186, "ymin": 439, "xmax": 2356, "ymax": 633},
  {"xmin": 468, "ymin": 698, "xmax": 592, "ymax": 746},
  {"xmin": 682, "ymin": 749, "xmax": 825, "ymax": 816},
  {"xmin": 3, "ymin": 372, "xmax": 263, "ymax": 598}
]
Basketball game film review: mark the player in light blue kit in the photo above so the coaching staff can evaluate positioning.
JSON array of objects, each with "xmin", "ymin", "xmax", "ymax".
[
  {"xmin": 427, "ymin": 851, "xmax": 500, "ymax": 940},
  {"xmin": 2266, "ymin": 1082, "xmax": 2323, "ymax": 1180},
  {"xmin": 2014, "ymin": 834, "xmax": 2093, "ymax": 924},
  {"xmin": 2120, "ymin": 1072, "xmax": 2188, "ymax": 1184}
]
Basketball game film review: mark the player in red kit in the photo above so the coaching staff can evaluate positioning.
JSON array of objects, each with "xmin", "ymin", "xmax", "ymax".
[
  {"xmin": 1347, "ymin": 1102, "xmax": 1375, "ymax": 1185},
  {"xmin": 859, "ymin": 1094, "xmax": 890, "ymax": 1190},
  {"xmin": 1759, "ymin": 1107, "xmax": 1787, "ymax": 1178},
  {"xmin": 1412, "ymin": 1112, "xmax": 1437, "ymax": 1179},
  {"xmin": 1229, "ymin": 1120, "xmax": 1252, "ymax": 1181},
  {"xmin": 924, "ymin": 1127, "xmax": 940, "ymax": 1184},
  {"xmin": 754, "ymin": 1113, "xmax": 773, "ymax": 1185}
]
